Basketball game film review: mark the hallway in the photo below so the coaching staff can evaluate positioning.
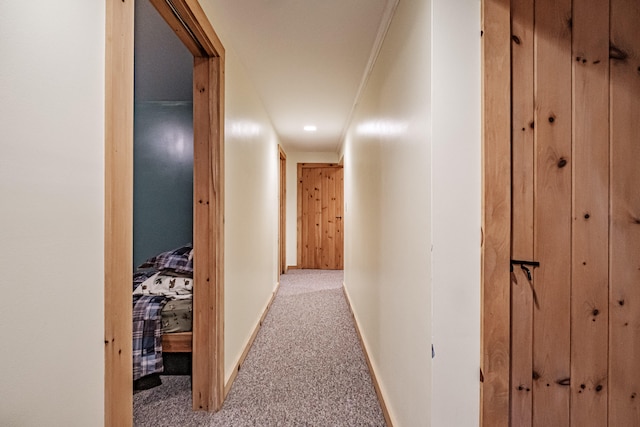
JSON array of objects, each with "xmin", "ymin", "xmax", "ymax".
[
  {"xmin": 133, "ymin": 270, "xmax": 386, "ymax": 426},
  {"xmin": 2, "ymin": 1, "xmax": 482, "ymax": 425}
]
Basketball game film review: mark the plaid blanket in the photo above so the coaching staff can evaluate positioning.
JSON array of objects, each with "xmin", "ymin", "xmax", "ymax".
[
  {"xmin": 137, "ymin": 243, "xmax": 193, "ymax": 276},
  {"xmin": 132, "ymin": 245, "xmax": 193, "ymax": 381},
  {"xmin": 132, "ymin": 294, "xmax": 168, "ymax": 380}
]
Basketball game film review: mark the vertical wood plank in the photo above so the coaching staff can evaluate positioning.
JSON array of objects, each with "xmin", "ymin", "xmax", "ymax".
[
  {"xmin": 321, "ymin": 168, "xmax": 330, "ymax": 268},
  {"xmin": 306, "ymin": 167, "xmax": 317, "ymax": 268},
  {"xmin": 510, "ymin": 0, "xmax": 535, "ymax": 423},
  {"xmin": 307, "ymin": 168, "xmax": 315, "ymax": 268},
  {"xmin": 213, "ymin": 54, "xmax": 225, "ymax": 411},
  {"xmin": 305, "ymin": 167, "xmax": 314, "ymax": 267},
  {"xmin": 192, "ymin": 56, "xmax": 213, "ymax": 412},
  {"xmin": 313, "ymin": 168, "xmax": 323, "ymax": 268},
  {"xmin": 324, "ymin": 168, "xmax": 336, "ymax": 269},
  {"xmin": 533, "ymin": 0, "xmax": 572, "ymax": 424},
  {"xmin": 301, "ymin": 169, "xmax": 315, "ymax": 268},
  {"xmin": 481, "ymin": 0, "xmax": 512, "ymax": 425},
  {"xmin": 104, "ymin": 0, "xmax": 134, "ymax": 425},
  {"xmin": 609, "ymin": 0, "xmax": 640, "ymax": 425},
  {"xmin": 571, "ymin": 0, "xmax": 610, "ymax": 425},
  {"xmin": 192, "ymin": 55, "xmax": 224, "ymax": 411}
]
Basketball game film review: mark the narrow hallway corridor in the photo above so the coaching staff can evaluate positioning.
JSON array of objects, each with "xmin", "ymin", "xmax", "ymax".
[{"xmin": 133, "ymin": 270, "xmax": 386, "ymax": 426}]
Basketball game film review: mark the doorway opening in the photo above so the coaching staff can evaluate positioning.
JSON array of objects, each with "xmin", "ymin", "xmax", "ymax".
[{"xmin": 105, "ymin": 0, "xmax": 225, "ymax": 424}]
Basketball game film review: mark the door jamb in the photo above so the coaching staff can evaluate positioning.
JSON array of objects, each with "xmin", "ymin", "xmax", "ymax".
[
  {"xmin": 279, "ymin": 146, "xmax": 287, "ymax": 275},
  {"xmin": 105, "ymin": 0, "xmax": 225, "ymax": 424},
  {"xmin": 480, "ymin": 0, "xmax": 512, "ymax": 426}
]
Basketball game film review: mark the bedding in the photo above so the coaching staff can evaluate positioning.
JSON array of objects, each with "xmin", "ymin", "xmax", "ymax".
[
  {"xmin": 132, "ymin": 294, "xmax": 193, "ymax": 380},
  {"xmin": 137, "ymin": 243, "xmax": 193, "ymax": 275},
  {"xmin": 161, "ymin": 299, "xmax": 193, "ymax": 334},
  {"xmin": 133, "ymin": 272, "xmax": 193, "ymax": 299},
  {"xmin": 132, "ymin": 294, "xmax": 168, "ymax": 381},
  {"xmin": 132, "ymin": 243, "xmax": 195, "ymax": 382}
]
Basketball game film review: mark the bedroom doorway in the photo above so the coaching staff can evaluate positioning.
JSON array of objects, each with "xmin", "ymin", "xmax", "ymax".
[{"xmin": 105, "ymin": 0, "xmax": 225, "ymax": 425}]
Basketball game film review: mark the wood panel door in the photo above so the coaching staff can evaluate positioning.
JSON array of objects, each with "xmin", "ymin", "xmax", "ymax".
[
  {"xmin": 297, "ymin": 163, "xmax": 344, "ymax": 270},
  {"xmin": 508, "ymin": 0, "xmax": 640, "ymax": 425}
]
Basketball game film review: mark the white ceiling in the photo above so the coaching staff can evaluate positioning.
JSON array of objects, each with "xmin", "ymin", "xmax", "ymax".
[
  {"xmin": 136, "ymin": 0, "xmax": 395, "ymax": 153},
  {"xmin": 203, "ymin": 0, "xmax": 393, "ymax": 153}
]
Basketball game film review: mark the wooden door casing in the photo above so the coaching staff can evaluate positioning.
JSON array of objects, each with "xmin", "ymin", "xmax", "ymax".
[
  {"xmin": 279, "ymin": 146, "xmax": 287, "ymax": 275},
  {"xmin": 105, "ymin": 0, "xmax": 225, "ymax": 423},
  {"xmin": 297, "ymin": 163, "xmax": 344, "ymax": 270}
]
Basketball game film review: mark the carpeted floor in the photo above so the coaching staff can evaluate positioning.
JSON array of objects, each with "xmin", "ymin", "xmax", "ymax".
[{"xmin": 133, "ymin": 269, "xmax": 386, "ymax": 426}]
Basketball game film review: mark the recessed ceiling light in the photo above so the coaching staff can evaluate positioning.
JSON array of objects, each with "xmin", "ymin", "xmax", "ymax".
[{"xmin": 303, "ymin": 125, "xmax": 317, "ymax": 132}]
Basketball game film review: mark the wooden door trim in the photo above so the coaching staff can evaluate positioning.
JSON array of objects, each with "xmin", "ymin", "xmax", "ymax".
[
  {"xmin": 279, "ymin": 146, "xmax": 287, "ymax": 275},
  {"xmin": 296, "ymin": 163, "xmax": 343, "ymax": 269},
  {"xmin": 105, "ymin": 1, "xmax": 135, "ymax": 425},
  {"xmin": 105, "ymin": 0, "xmax": 225, "ymax": 424},
  {"xmin": 299, "ymin": 162, "xmax": 341, "ymax": 169},
  {"xmin": 480, "ymin": 0, "xmax": 512, "ymax": 426}
]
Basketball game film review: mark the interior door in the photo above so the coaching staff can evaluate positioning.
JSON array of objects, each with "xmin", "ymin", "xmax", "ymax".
[
  {"xmin": 509, "ymin": 0, "xmax": 640, "ymax": 425},
  {"xmin": 297, "ymin": 163, "xmax": 344, "ymax": 270}
]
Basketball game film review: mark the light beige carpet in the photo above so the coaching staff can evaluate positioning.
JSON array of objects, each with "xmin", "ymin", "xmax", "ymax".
[{"xmin": 133, "ymin": 269, "xmax": 386, "ymax": 426}]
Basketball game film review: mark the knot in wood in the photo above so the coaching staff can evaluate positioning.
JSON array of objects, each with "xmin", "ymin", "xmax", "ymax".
[{"xmin": 610, "ymin": 44, "xmax": 628, "ymax": 61}]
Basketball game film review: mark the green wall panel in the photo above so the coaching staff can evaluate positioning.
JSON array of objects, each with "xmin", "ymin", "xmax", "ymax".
[{"xmin": 133, "ymin": 101, "xmax": 193, "ymax": 268}]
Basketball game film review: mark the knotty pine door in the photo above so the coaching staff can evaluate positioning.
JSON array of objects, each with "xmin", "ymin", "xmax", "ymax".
[
  {"xmin": 510, "ymin": 0, "xmax": 640, "ymax": 425},
  {"xmin": 297, "ymin": 163, "xmax": 344, "ymax": 270}
]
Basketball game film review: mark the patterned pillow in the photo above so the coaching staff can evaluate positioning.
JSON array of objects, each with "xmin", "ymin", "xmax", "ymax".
[
  {"xmin": 138, "ymin": 243, "xmax": 193, "ymax": 276},
  {"xmin": 133, "ymin": 272, "xmax": 193, "ymax": 299}
]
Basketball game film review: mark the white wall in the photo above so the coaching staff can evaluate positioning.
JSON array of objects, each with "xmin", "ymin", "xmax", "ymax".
[
  {"xmin": 223, "ymin": 50, "xmax": 280, "ymax": 381},
  {"xmin": 284, "ymin": 151, "xmax": 340, "ymax": 267},
  {"xmin": 342, "ymin": 0, "xmax": 482, "ymax": 425},
  {"xmin": 0, "ymin": 2, "xmax": 105, "ymax": 426},
  {"xmin": 341, "ymin": 0, "xmax": 433, "ymax": 425},
  {"xmin": 196, "ymin": 8, "xmax": 281, "ymax": 379},
  {"xmin": 430, "ymin": 1, "xmax": 481, "ymax": 426}
]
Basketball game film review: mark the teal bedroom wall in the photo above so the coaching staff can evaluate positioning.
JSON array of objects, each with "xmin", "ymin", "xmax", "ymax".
[
  {"xmin": 133, "ymin": 102, "xmax": 193, "ymax": 267},
  {"xmin": 133, "ymin": 0, "xmax": 194, "ymax": 268}
]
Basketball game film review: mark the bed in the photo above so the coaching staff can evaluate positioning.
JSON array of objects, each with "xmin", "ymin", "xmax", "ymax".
[{"xmin": 132, "ymin": 244, "xmax": 194, "ymax": 384}]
